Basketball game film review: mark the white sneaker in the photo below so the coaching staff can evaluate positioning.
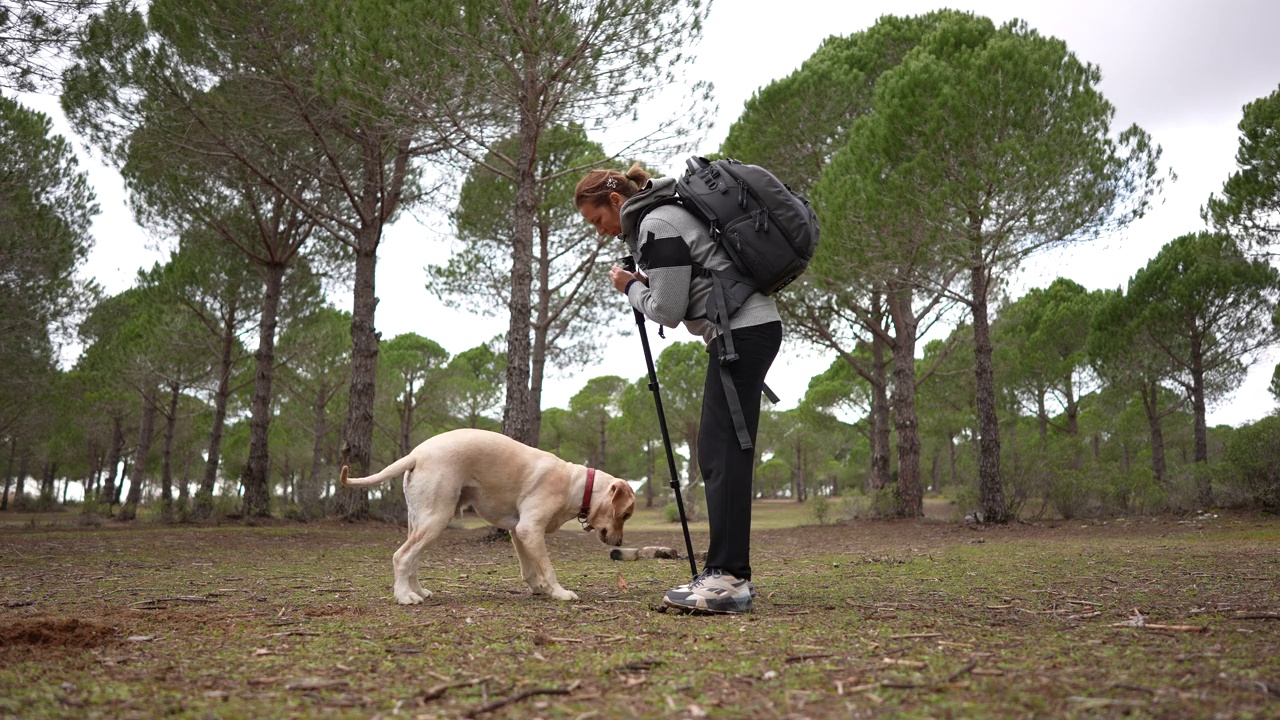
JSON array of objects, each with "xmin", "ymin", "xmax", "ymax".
[{"xmin": 662, "ymin": 569, "xmax": 753, "ymax": 614}]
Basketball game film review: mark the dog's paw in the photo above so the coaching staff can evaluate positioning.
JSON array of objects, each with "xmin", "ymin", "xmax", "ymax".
[
  {"xmin": 394, "ymin": 587, "xmax": 426, "ymax": 605},
  {"xmin": 551, "ymin": 588, "xmax": 579, "ymax": 602}
]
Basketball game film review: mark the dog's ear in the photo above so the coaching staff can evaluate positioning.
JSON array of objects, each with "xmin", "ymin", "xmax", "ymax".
[{"xmin": 610, "ymin": 480, "xmax": 635, "ymax": 518}]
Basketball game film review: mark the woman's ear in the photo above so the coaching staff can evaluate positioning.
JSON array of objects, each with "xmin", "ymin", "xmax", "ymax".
[{"xmin": 609, "ymin": 191, "xmax": 624, "ymax": 210}]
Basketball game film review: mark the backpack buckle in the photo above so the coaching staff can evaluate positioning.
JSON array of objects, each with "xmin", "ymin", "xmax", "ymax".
[{"xmin": 719, "ymin": 352, "xmax": 739, "ymax": 365}]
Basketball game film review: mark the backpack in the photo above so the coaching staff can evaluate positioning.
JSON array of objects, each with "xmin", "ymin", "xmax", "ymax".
[
  {"xmin": 671, "ymin": 156, "xmax": 820, "ymax": 296},
  {"xmin": 640, "ymin": 156, "xmax": 820, "ymax": 451}
]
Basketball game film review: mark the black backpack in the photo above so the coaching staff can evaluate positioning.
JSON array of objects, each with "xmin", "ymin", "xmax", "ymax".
[
  {"xmin": 642, "ymin": 157, "xmax": 820, "ymax": 451},
  {"xmin": 672, "ymin": 156, "xmax": 820, "ymax": 295}
]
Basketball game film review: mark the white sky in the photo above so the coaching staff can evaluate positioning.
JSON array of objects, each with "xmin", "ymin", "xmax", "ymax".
[{"xmin": 27, "ymin": 0, "xmax": 1280, "ymax": 428}]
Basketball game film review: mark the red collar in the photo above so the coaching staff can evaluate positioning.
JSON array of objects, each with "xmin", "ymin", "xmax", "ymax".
[{"xmin": 577, "ymin": 467, "xmax": 596, "ymax": 529}]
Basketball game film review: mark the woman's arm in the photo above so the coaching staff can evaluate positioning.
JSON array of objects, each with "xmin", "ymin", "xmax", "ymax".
[{"xmin": 626, "ymin": 217, "xmax": 692, "ymax": 327}]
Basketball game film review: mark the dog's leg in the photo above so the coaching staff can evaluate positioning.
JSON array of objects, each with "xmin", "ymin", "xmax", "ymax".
[
  {"xmin": 391, "ymin": 507, "xmax": 452, "ymax": 605},
  {"xmin": 509, "ymin": 531, "xmax": 541, "ymax": 593},
  {"xmin": 513, "ymin": 523, "xmax": 578, "ymax": 602}
]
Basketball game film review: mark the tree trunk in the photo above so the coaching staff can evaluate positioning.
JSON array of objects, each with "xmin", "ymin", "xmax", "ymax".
[
  {"xmin": 596, "ymin": 416, "xmax": 607, "ymax": 469},
  {"xmin": 2, "ymin": 436, "xmax": 14, "ymax": 511},
  {"xmin": 306, "ymin": 383, "xmax": 328, "ymax": 518},
  {"xmin": 529, "ymin": 219, "xmax": 552, "ymax": 445},
  {"xmin": 336, "ymin": 219, "xmax": 382, "ymax": 521},
  {"xmin": 400, "ymin": 379, "xmax": 414, "ymax": 457},
  {"xmin": 1036, "ymin": 391, "xmax": 1048, "ymax": 442},
  {"xmin": 948, "ymin": 432, "xmax": 958, "ymax": 488},
  {"xmin": 39, "ymin": 461, "xmax": 55, "ymax": 505},
  {"xmin": 1141, "ymin": 381, "xmax": 1168, "ymax": 486},
  {"xmin": 529, "ymin": 324, "xmax": 548, "ymax": 448},
  {"xmin": 14, "ymin": 452, "xmax": 30, "ymax": 510},
  {"xmin": 195, "ymin": 311, "xmax": 238, "ymax": 519},
  {"xmin": 177, "ymin": 454, "xmax": 190, "ymax": 518},
  {"xmin": 501, "ymin": 55, "xmax": 540, "ymax": 448},
  {"xmin": 87, "ymin": 448, "xmax": 102, "ymax": 503},
  {"xmin": 120, "ymin": 390, "xmax": 158, "ymax": 521},
  {"xmin": 888, "ymin": 287, "xmax": 923, "ymax": 517},
  {"xmin": 869, "ymin": 321, "xmax": 891, "ymax": 492},
  {"xmin": 1190, "ymin": 335, "xmax": 1211, "ymax": 507},
  {"xmin": 971, "ymin": 260, "xmax": 1007, "ymax": 523},
  {"xmin": 644, "ymin": 443, "xmax": 655, "ymax": 508},
  {"xmin": 1065, "ymin": 375, "xmax": 1082, "ymax": 469},
  {"xmin": 103, "ymin": 418, "xmax": 123, "ymax": 512},
  {"xmin": 929, "ymin": 443, "xmax": 940, "ymax": 493},
  {"xmin": 242, "ymin": 262, "xmax": 286, "ymax": 518},
  {"xmin": 159, "ymin": 381, "xmax": 181, "ymax": 522}
]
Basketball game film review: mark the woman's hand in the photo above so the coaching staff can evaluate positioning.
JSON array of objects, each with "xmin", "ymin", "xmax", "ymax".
[{"xmin": 610, "ymin": 265, "xmax": 644, "ymax": 293}]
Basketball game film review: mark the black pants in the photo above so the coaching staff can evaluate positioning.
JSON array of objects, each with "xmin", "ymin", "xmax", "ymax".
[{"xmin": 698, "ymin": 321, "xmax": 782, "ymax": 580}]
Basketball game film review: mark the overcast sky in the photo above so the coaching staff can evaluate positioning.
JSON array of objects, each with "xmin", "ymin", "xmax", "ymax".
[{"xmin": 27, "ymin": 0, "xmax": 1280, "ymax": 427}]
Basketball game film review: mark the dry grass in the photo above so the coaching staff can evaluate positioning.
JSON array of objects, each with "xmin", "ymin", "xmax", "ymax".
[{"xmin": 1, "ymin": 505, "xmax": 1277, "ymax": 719}]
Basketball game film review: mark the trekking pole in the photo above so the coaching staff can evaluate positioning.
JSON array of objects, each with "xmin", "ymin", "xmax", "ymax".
[{"xmin": 620, "ymin": 255, "xmax": 699, "ymax": 580}]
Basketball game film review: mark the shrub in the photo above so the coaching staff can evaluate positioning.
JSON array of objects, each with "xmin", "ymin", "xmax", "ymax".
[
  {"xmin": 1047, "ymin": 468, "xmax": 1100, "ymax": 520},
  {"xmin": 809, "ymin": 495, "xmax": 831, "ymax": 525},
  {"xmin": 839, "ymin": 492, "xmax": 866, "ymax": 520},
  {"xmin": 664, "ymin": 487, "xmax": 704, "ymax": 523},
  {"xmin": 1223, "ymin": 416, "xmax": 1280, "ymax": 509}
]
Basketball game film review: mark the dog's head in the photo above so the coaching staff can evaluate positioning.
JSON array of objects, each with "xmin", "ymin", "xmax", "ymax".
[{"xmin": 585, "ymin": 475, "xmax": 635, "ymax": 547}]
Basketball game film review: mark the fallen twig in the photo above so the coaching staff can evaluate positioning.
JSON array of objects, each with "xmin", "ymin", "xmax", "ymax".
[
  {"xmin": 1233, "ymin": 611, "xmax": 1280, "ymax": 620},
  {"xmin": 1109, "ymin": 622, "xmax": 1207, "ymax": 632},
  {"xmin": 284, "ymin": 678, "xmax": 348, "ymax": 691},
  {"xmin": 785, "ymin": 653, "xmax": 833, "ymax": 664},
  {"xmin": 130, "ymin": 596, "xmax": 218, "ymax": 608},
  {"xmin": 419, "ymin": 676, "xmax": 493, "ymax": 703},
  {"xmin": 890, "ymin": 632, "xmax": 942, "ymax": 640},
  {"xmin": 945, "ymin": 661, "xmax": 978, "ymax": 683},
  {"xmin": 463, "ymin": 686, "xmax": 572, "ymax": 718}
]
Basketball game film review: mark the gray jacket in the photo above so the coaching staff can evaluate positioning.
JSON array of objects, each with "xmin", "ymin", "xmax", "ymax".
[{"xmin": 618, "ymin": 178, "xmax": 781, "ymax": 345}]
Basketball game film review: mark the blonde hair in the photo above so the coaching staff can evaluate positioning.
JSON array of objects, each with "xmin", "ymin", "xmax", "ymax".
[{"xmin": 574, "ymin": 162, "xmax": 652, "ymax": 208}]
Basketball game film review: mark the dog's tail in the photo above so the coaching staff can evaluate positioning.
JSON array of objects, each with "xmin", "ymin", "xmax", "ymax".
[{"xmin": 340, "ymin": 453, "xmax": 417, "ymax": 488}]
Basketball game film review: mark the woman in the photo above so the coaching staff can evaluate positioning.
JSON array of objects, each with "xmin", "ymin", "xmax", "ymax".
[{"xmin": 574, "ymin": 163, "xmax": 782, "ymax": 614}]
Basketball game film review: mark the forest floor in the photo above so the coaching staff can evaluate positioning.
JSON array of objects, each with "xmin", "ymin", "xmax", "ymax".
[{"xmin": 1, "ymin": 502, "xmax": 1278, "ymax": 719}]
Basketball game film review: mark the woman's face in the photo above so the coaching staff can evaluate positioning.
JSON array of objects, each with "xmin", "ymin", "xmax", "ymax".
[{"xmin": 578, "ymin": 192, "xmax": 624, "ymax": 237}]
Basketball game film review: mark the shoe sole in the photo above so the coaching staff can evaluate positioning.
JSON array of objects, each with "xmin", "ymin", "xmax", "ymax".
[{"xmin": 661, "ymin": 596, "xmax": 752, "ymax": 615}]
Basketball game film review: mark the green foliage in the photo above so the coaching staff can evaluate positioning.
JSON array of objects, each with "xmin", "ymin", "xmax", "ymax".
[
  {"xmin": 1223, "ymin": 416, "xmax": 1280, "ymax": 509},
  {"xmin": 1120, "ymin": 232, "xmax": 1280, "ymax": 399},
  {"xmin": 561, "ymin": 376, "xmax": 628, "ymax": 469},
  {"xmin": 994, "ymin": 279, "xmax": 1106, "ymax": 432},
  {"xmin": 442, "ymin": 344, "xmax": 505, "ymax": 430},
  {"xmin": 1206, "ymin": 84, "xmax": 1280, "ymax": 250},
  {"xmin": 808, "ymin": 494, "xmax": 831, "ymax": 525},
  {"xmin": 721, "ymin": 11, "xmax": 954, "ymax": 194},
  {"xmin": 0, "ymin": 0, "xmax": 102, "ymax": 91},
  {"xmin": 0, "ymin": 95, "xmax": 98, "ymax": 435},
  {"xmin": 432, "ymin": 124, "xmax": 618, "ymax": 372}
]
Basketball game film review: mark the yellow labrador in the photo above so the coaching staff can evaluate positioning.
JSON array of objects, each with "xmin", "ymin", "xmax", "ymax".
[{"xmin": 340, "ymin": 428, "xmax": 636, "ymax": 604}]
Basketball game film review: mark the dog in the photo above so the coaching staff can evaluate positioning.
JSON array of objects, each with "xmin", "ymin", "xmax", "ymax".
[{"xmin": 340, "ymin": 428, "xmax": 636, "ymax": 604}]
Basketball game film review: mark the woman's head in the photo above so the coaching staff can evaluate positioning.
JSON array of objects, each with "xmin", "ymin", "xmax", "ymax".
[{"xmin": 575, "ymin": 163, "xmax": 652, "ymax": 237}]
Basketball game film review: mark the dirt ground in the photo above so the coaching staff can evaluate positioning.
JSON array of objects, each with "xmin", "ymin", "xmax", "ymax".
[{"xmin": 1, "ymin": 509, "xmax": 1278, "ymax": 719}]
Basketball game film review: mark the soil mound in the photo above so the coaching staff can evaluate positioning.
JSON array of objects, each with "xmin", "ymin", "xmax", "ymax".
[{"xmin": 0, "ymin": 617, "xmax": 117, "ymax": 648}]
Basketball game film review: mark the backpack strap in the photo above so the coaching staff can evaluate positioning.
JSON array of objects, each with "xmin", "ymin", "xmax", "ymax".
[{"xmin": 706, "ymin": 272, "xmax": 752, "ymax": 450}]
